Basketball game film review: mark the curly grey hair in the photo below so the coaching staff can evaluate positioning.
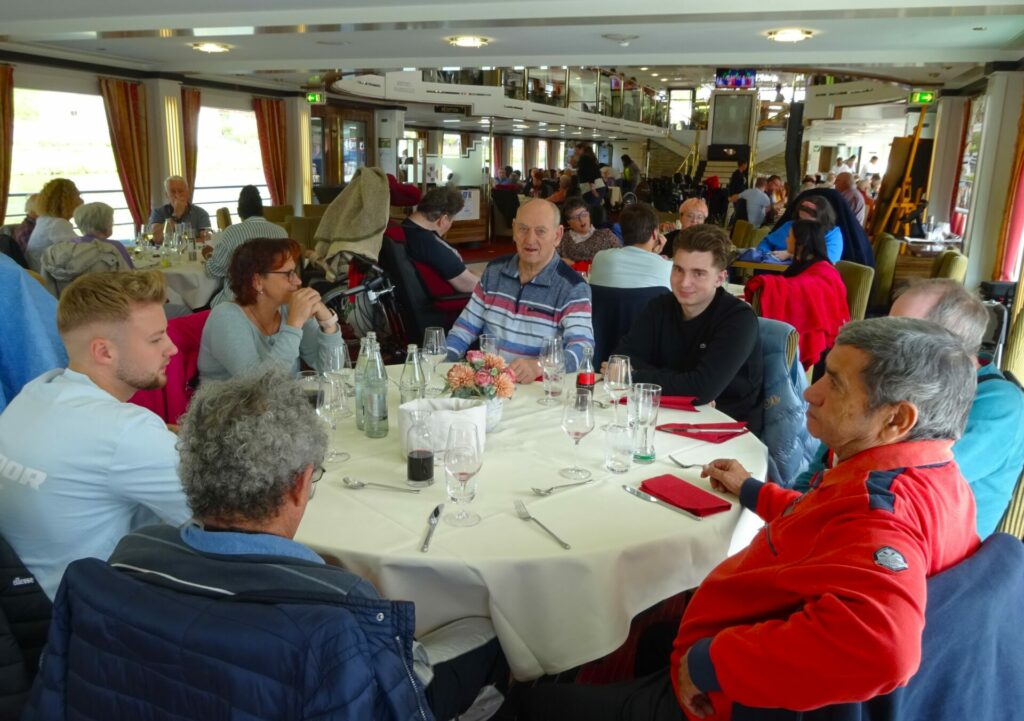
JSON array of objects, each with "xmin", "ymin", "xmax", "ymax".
[
  {"xmin": 835, "ymin": 317, "xmax": 976, "ymax": 442},
  {"xmin": 894, "ymin": 278, "xmax": 989, "ymax": 357},
  {"xmin": 176, "ymin": 367, "xmax": 327, "ymax": 522},
  {"xmin": 73, "ymin": 202, "xmax": 114, "ymax": 236}
]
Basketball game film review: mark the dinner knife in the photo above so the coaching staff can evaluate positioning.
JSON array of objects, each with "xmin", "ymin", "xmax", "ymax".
[
  {"xmin": 621, "ymin": 484, "xmax": 702, "ymax": 521},
  {"xmin": 421, "ymin": 503, "xmax": 444, "ymax": 552}
]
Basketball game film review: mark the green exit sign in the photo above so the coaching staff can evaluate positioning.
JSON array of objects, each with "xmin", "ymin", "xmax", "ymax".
[
  {"xmin": 909, "ymin": 90, "xmax": 937, "ymax": 105},
  {"xmin": 305, "ymin": 91, "xmax": 326, "ymax": 104}
]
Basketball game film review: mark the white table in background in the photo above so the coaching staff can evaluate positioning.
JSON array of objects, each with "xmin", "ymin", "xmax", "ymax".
[
  {"xmin": 137, "ymin": 255, "xmax": 222, "ymax": 310},
  {"xmin": 296, "ymin": 368, "xmax": 768, "ymax": 680}
]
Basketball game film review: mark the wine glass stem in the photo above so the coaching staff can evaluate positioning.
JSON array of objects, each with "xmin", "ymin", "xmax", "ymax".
[
  {"xmin": 612, "ymin": 396, "xmax": 620, "ymax": 426},
  {"xmin": 572, "ymin": 438, "xmax": 581, "ymax": 471}
]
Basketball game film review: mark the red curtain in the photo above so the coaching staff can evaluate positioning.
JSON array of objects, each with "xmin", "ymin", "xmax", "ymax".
[
  {"xmin": 547, "ymin": 140, "xmax": 558, "ymax": 170},
  {"xmin": 252, "ymin": 97, "xmax": 287, "ymax": 206},
  {"xmin": 180, "ymin": 86, "xmax": 201, "ymax": 193},
  {"xmin": 0, "ymin": 65, "xmax": 12, "ymax": 225},
  {"xmin": 491, "ymin": 136, "xmax": 504, "ymax": 175},
  {"xmin": 994, "ymin": 99, "xmax": 1024, "ymax": 281},
  {"xmin": 99, "ymin": 77, "xmax": 151, "ymax": 229}
]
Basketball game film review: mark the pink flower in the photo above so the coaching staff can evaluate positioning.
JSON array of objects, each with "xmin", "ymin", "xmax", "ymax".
[
  {"xmin": 494, "ymin": 374, "xmax": 515, "ymax": 399},
  {"xmin": 466, "ymin": 350, "xmax": 485, "ymax": 364},
  {"xmin": 475, "ymin": 370, "xmax": 493, "ymax": 387},
  {"xmin": 502, "ymin": 367, "xmax": 516, "ymax": 382},
  {"xmin": 447, "ymin": 364, "xmax": 475, "ymax": 390},
  {"xmin": 483, "ymin": 353, "xmax": 505, "ymax": 371}
]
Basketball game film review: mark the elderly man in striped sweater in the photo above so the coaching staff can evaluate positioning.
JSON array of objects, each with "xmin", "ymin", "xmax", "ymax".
[{"xmin": 446, "ymin": 199, "xmax": 594, "ymax": 382}]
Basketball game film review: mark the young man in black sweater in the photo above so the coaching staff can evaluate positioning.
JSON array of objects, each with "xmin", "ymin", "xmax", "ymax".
[{"xmin": 610, "ymin": 224, "xmax": 763, "ymax": 432}]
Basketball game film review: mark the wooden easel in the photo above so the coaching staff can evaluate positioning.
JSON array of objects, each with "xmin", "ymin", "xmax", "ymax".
[{"xmin": 877, "ymin": 108, "xmax": 927, "ymax": 238}]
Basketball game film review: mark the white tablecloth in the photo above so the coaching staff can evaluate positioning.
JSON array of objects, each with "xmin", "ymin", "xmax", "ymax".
[
  {"xmin": 137, "ymin": 257, "xmax": 222, "ymax": 310},
  {"xmin": 296, "ymin": 369, "xmax": 767, "ymax": 679}
]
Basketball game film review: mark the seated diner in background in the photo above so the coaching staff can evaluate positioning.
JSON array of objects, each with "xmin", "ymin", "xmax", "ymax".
[
  {"xmin": 610, "ymin": 224, "xmax": 763, "ymax": 432},
  {"xmin": 561, "ymin": 197, "xmax": 622, "ymax": 263},
  {"xmin": 402, "ymin": 186, "xmax": 480, "ymax": 293},
  {"xmin": 756, "ymin": 194, "xmax": 844, "ymax": 263},
  {"xmin": 662, "ymin": 197, "xmax": 709, "ymax": 250},
  {"xmin": 26, "ymin": 177, "xmax": 82, "ymax": 272},
  {"xmin": 147, "ymin": 174, "xmax": 212, "ymax": 245},
  {"xmin": 744, "ymin": 219, "xmax": 849, "ymax": 370},
  {"xmin": 520, "ymin": 317, "xmax": 981, "ymax": 721},
  {"xmin": 446, "ymin": 198, "xmax": 594, "ymax": 381},
  {"xmin": 206, "ymin": 185, "xmax": 289, "ymax": 306},
  {"xmin": 794, "ymin": 278, "xmax": 1024, "ymax": 538},
  {"xmin": 589, "ymin": 202, "xmax": 671, "ymax": 290},
  {"xmin": 72, "ymin": 201, "xmax": 134, "ymax": 268},
  {"xmin": 197, "ymin": 237, "xmax": 343, "ymax": 382}
]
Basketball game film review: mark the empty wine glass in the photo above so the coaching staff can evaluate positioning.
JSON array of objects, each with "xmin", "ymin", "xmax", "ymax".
[
  {"xmin": 603, "ymin": 355, "xmax": 632, "ymax": 428},
  {"xmin": 444, "ymin": 421, "xmax": 482, "ymax": 526},
  {"xmin": 299, "ymin": 370, "xmax": 350, "ymax": 463},
  {"xmin": 538, "ymin": 336, "xmax": 565, "ymax": 406},
  {"xmin": 560, "ymin": 388, "xmax": 594, "ymax": 480},
  {"xmin": 324, "ymin": 344, "xmax": 353, "ymax": 418},
  {"xmin": 422, "ymin": 326, "xmax": 447, "ymax": 395}
]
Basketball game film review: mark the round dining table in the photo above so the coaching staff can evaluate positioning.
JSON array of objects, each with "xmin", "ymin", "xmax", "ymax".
[
  {"xmin": 296, "ymin": 367, "xmax": 768, "ymax": 680},
  {"xmin": 135, "ymin": 254, "xmax": 222, "ymax": 310}
]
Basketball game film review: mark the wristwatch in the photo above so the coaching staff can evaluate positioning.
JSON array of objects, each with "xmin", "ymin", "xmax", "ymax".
[{"xmin": 317, "ymin": 310, "xmax": 339, "ymax": 329}]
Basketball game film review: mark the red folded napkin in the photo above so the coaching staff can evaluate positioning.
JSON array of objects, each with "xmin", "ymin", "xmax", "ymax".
[
  {"xmin": 639, "ymin": 474, "xmax": 732, "ymax": 517},
  {"xmin": 617, "ymin": 395, "xmax": 697, "ymax": 412},
  {"xmin": 656, "ymin": 421, "xmax": 748, "ymax": 443}
]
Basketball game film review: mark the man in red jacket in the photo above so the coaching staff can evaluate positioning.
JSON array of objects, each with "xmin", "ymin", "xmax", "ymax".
[{"xmin": 518, "ymin": 317, "xmax": 980, "ymax": 721}]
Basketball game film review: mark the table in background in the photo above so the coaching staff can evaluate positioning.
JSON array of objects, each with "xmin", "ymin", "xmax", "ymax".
[
  {"xmin": 731, "ymin": 259, "xmax": 788, "ymax": 273},
  {"xmin": 296, "ymin": 366, "xmax": 768, "ymax": 679},
  {"xmin": 137, "ymin": 256, "xmax": 222, "ymax": 310}
]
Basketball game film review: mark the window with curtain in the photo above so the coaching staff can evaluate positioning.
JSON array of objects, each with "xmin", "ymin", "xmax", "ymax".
[
  {"xmin": 536, "ymin": 140, "xmax": 548, "ymax": 171},
  {"xmin": 510, "ymin": 137, "xmax": 525, "ymax": 174},
  {"xmin": 7, "ymin": 87, "xmax": 132, "ymax": 237},
  {"xmin": 193, "ymin": 106, "xmax": 269, "ymax": 223}
]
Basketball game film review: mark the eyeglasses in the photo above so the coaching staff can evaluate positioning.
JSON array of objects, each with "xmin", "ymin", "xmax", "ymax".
[
  {"xmin": 568, "ymin": 211, "xmax": 590, "ymax": 221},
  {"xmin": 309, "ymin": 465, "xmax": 325, "ymax": 499},
  {"xmin": 264, "ymin": 269, "xmax": 300, "ymax": 281}
]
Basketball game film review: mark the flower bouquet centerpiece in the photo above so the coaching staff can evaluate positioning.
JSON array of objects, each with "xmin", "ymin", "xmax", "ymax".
[{"xmin": 445, "ymin": 351, "xmax": 516, "ymax": 431}]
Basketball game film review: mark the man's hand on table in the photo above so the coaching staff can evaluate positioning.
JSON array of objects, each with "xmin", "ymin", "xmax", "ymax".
[
  {"xmin": 702, "ymin": 459, "xmax": 750, "ymax": 497},
  {"xmin": 677, "ymin": 650, "xmax": 713, "ymax": 719},
  {"xmin": 509, "ymin": 357, "xmax": 542, "ymax": 384}
]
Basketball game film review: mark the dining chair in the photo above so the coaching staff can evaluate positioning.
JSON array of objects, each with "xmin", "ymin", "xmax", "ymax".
[
  {"xmin": 868, "ymin": 233, "xmax": 902, "ymax": 312},
  {"xmin": 215, "ymin": 207, "xmax": 232, "ymax": 231},
  {"xmin": 930, "ymin": 249, "xmax": 968, "ymax": 283},
  {"xmin": 261, "ymin": 204, "xmax": 294, "ymax": 224},
  {"xmin": 835, "ymin": 260, "xmax": 874, "ymax": 321}
]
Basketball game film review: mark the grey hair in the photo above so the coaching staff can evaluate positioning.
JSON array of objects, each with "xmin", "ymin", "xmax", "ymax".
[
  {"xmin": 73, "ymin": 202, "xmax": 114, "ymax": 236},
  {"xmin": 176, "ymin": 367, "xmax": 327, "ymax": 522},
  {"xmin": 835, "ymin": 317, "xmax": 976, "ymax": 441},
  {"xmin": 895, "ymin": 279, "xmax": 989, "ymax": 357},
  {"xmin": 164, "ymin": 174, "xmax": 187, "ymax": 193}
]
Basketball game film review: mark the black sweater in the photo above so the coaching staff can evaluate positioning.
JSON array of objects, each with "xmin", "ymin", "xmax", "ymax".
[{"xmin": 614, "ymin": 287, "xmax": 763, "ymax": 432}]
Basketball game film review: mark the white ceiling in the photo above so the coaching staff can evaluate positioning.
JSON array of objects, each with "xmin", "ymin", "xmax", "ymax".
[{"xmin": 0, "ymin": 0, "xmax": 1021, "ymax": 93}]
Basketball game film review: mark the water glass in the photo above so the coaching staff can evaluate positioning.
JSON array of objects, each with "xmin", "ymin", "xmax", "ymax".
[
  {"xmin": 538, "ymin": 336, "xmax": 565, "ymax": 406},
  {"xmin": 299, "ymin": 370, "xmax": 350, "ymax": 463},
  {"xmin": 627, "ymin": 383, "xmax": 662, "ymax": 464},
  {"xmin": 603, "ymin": 354, "xmax": 632, "ymax": 428},
  {"xmin": 423, "ymin": 326, "xmax": 447, "ymax": 395},
  {"xmin": 444, "ymin": 421, "xmax": 482, "ymax": 526},
  {"xmin": 604, "ymin": 424, "xmax": 633, "ymax": 474},
  {"xmin": 479, "ymin": 334, "xmax": 498, "ymax": 356},
  {"xmin": 324, "ymin": 345, "xmax": 353, "ymax": 418}
]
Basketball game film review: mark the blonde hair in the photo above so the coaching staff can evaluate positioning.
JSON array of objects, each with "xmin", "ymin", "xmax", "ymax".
[
  {"xmin": 57, "ymin": 271, "xmax": 167, "ymax": 335},
  {"xmin": 38, "ymin": 178, "xmax": 82, "ymax": 220}
]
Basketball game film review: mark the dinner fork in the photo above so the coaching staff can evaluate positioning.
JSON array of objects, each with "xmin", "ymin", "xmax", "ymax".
[
  {"xmin": 530, "ymin": 479, "xmax": 594, "ymax": 496},
  {"xmin": 668, "ymin": 455, "xmax": 704, "ymax": 470},
  {"xmin": 514, "ymin": 501, "xmax": 571, "ymax": 549}
]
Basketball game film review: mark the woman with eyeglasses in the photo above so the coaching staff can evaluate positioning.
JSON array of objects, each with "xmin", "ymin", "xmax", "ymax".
[
  {"xmin": 561, "ymin": 197, "xmax": 622, "ymax": 263},
  {"xmin": 198, "ymin": 237, "xmax": 343, "ymax": 382}
]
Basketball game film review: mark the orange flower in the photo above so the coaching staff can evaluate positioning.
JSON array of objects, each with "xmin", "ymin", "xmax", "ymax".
[
  {"xmin": 447, "ymin": 363, "xmax": 476, "ymax": 390},
  {"xmin": 494, "ymin": 373, "xmax": 515, "ymax": 399},
  {"xmin": 483, "ymin": 353, "xmax": 506, "ymax": 371}
]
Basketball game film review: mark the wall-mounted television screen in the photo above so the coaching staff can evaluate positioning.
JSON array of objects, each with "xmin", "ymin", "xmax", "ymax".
[{"xmin": 715, "ymin": 68, "xmax": 756, "ymax": 89}]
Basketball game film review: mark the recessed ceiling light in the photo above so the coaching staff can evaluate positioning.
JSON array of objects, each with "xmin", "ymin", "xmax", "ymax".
[
  {"xmin": 639, "ymin": 67, "xmax": 649, "ymax": 71},
  {"xmin": 402, "ymin": 67, "xmax": 417, "ymax": 72},
  {"xmin": 765, "ymin": 28, "xmax": 815, "ymax": 43},
  {"xmin": 651, "ymin": 73, "xmax": 659, "ymax": 77},
  {"xmin": 443, "ymin": 119, "xmax": 460, "ymax": 123},
  {"xmin": 190, "ymin": 41, "xmax": 232, "ymax": 53},
  {"xmin": 448, "ymin": 36, "xmax": 490, "ymax": 49}
]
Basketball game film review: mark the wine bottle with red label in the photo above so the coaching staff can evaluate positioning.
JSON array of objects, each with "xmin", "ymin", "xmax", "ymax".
[{"xmin": 576, "ymin": 345, "xmax": 596, "ymax": 391}]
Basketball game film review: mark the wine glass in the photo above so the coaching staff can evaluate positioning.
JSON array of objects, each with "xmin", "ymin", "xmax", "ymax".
[
  {"xmin": 479, "ymin": 333, "xmax": 498, "ymax": 356},
  {"xmin": 560, "ymin": 388, "xmax": 594, "ymax": 480},
  {"xmin": 538, "ymin": 336, "xmax": 565, "ymax": 406},
  {"xmin": 299, "ymin": 370, "xmax": 350, "ymax": 463},
  {"xmin": 324, "ymin": 345, "xmax": 353, "ymax": 418},
  {"xmin": 444, "ymin": 421, "xmax": 482, "ymax": 527},
  {"xmin": 603, "ymin": 355, "xmax": 632, "ymax": 428},
  {"xmin": 422, "ymin": 326, "xmax": 447, "ymax": 395}
]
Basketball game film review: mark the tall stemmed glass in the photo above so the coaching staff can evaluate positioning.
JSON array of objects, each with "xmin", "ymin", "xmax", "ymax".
[
  {"xmin": 560, "ymin": 388, "xmax": 595, "ymax": 480},
  {"xmin": 299, "ymin": 370, "xmax": 350, "ymax": 463},
  {"xmin": 538, "ymin": 337, "xmax": 565, "ymax": 406},
  {"xmin": 324, "ymin": 345, "xmax": 353, "ymax": 419},
  {"xmin": 603, "ymin": 355, "xmax": 632, "ymax": 428},
  {"xmin": 444, "ymin": 421, "xmax": 482, "ymax": 527},
  {"xmin": 422, "ymin": 327, "xmax": 447, "ymax": 395}
]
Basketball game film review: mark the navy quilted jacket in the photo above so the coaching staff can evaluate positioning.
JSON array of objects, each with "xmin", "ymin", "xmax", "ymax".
[{"xmin": 23, "ymin": 556, "xmax": 432, "ymax": 721}]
